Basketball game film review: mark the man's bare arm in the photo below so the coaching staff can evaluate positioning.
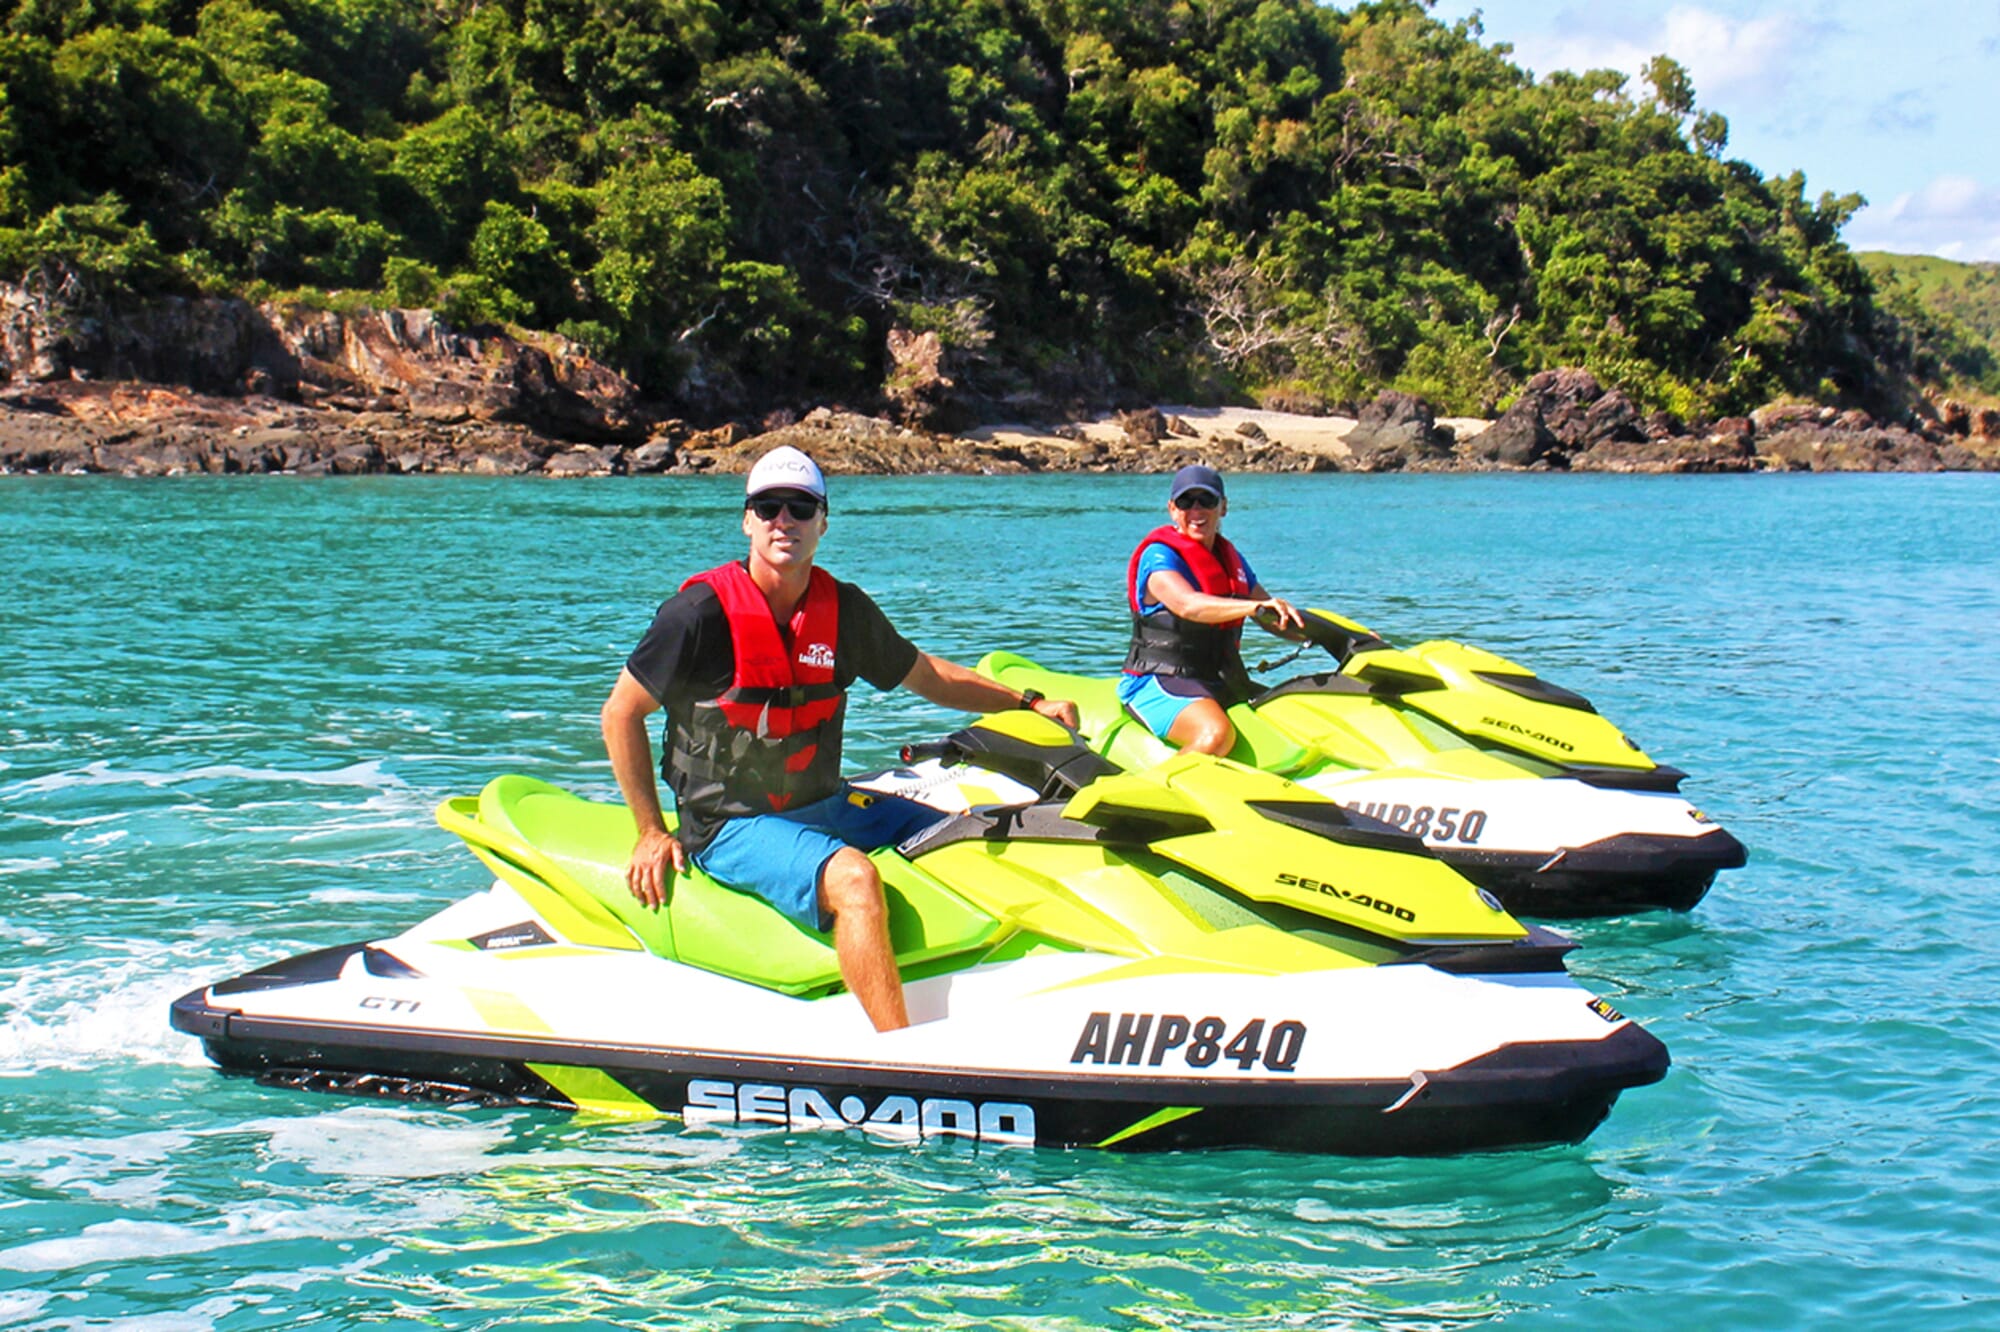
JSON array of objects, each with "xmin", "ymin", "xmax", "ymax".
[
  {"xmin": 600, "ymin": 667, "xmax": 684, "ymax": 909},
  {"xmin": 900, "ymin": 653, "xmax": 1081, "ymax": 730}
]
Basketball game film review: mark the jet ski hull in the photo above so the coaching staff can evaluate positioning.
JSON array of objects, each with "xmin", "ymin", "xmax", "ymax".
[
  {"xmin": 1438, "ymin": 830, "xmax": 1746, "ymax": 916},
  {"xmin": 170, "ymin": 891, "xmax": 1668, "ymax": 1156},
  {"xmin": 1300, "ymin": 774, "xmax": 1748, "ymax": 917},
  {"xmin": 172, "ymin": 985, "xmax": 1665, "ymax": 1156},
  {"xmin": 974, "ymin": 652, "xmax": 1748, "ymax": 919},
  {"xmin": 862, "ymin": 762, "xmax": 1748, "ymax": 919}
]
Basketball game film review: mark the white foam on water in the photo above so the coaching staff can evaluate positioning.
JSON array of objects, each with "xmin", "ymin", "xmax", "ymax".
[
  {"xmin": 89, "ymin": 1294, "xmax": 269, "ymax": 1332},
  {"xmin": 0, "ymin": 1291, "xmax": 50, "ymax": 1323},
  {"xmin": 225, "ymin": 1248, "xmax": 393, "ymax": 1295},
  {"xmin": 248, "ymin": 1105, "xmax": 513, "ymax": 1179},
  {"xmin": 0, "ymin": 1196, "xmax": 463, "ymax": 1273},
  {"xmin": 3, "ymin": 809, "xmax": 129, "ymax": 829},
  {"xmin": 306, "ymin": 886, "xmax": 423, "ymax": 905},
  {"xmin": 0, "ymin": 857, "xmax": 60, "ymax": 874},
  {"xmin": 5, "ymin": 759, "xmax": 408, "ymax": 798},
  {"xmin": 271, "ymin": 846, "xmax": 435, "ymax": 869},
  {"xmin": 0, "ymin": 960, "xmax": 222, "ymax": 1074},
  {"xmin": 0, "ymin": 1128, "xmax": 194, "ymax": 1196},
  {"xmin": 0, "ymin": 920, "xmax": 52, "ymax": 946}
]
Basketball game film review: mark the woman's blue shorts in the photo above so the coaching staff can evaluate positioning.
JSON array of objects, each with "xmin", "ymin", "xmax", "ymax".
[{"xmin": 1117, "ymin": 672, "xmax": 1223, "ymax": 740}]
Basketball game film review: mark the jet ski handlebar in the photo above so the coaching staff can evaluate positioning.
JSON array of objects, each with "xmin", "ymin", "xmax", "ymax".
[
  {"xmin": 903, "ymin": 717, "xmax": 1120, "ymax": 801},
  {"xmin": 900, "ymin": 739, "xmax": 962, "ymax": 767},
  {"xmin": 1254, "ymin": 607, "xmax": 1390, "ymax": 665}
]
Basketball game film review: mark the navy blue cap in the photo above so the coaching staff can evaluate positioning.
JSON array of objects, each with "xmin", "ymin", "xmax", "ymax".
[{"xmin": 1168, "ymin": 464, "xmax": 1225, "ymax": 503}]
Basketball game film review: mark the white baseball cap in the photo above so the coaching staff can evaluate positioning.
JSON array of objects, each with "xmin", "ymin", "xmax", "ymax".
[{"xmin": 745, "ymin": 445, "xmax": 826, "ymax": 501}]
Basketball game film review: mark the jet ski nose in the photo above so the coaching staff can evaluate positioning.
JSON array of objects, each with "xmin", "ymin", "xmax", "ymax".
[{"xmin": 1706, "ymin": 827, "xmax": 1748, "ymax": 870}]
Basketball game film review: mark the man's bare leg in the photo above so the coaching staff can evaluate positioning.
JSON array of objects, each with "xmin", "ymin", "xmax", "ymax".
[{"xmin": 819, "ymin": 847, "xmax": 910, "ymax": 1031}]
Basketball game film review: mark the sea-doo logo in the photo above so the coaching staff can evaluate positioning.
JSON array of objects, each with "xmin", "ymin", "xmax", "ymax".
[
  {"xmin": 798, "ymin": 642, "xmax": 835, "ymax": 669},
  {"xmin": 1586, "ymin": 997, "xmax": 1625, "ymax": 1024},
  {"xmin": 1343, "ymin": 801, "xmax": 1489, "ymax": 845},
  {"xmin": 1070, "ymin": 1012, "xmax": 1306, "ymax": 1073},
  {"xmin": 1276, "ymin": 872, "xmax": 1417, "ymax": 923},
  {"xmin": 1479, "ymin": 716, "xmax": 1574, "ymax": 753},
  {"xmin": 682, "ymin": 1079, "xmax": 1036, "ymax": 1145}
]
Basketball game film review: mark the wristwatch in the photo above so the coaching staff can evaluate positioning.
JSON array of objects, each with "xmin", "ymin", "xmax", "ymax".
[{"xmin": 1016, "ymin": 688, "xmax": 1044, "ymax": 711}]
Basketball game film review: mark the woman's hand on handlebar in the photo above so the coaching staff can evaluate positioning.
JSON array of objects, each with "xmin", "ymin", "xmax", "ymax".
[{"xmin": 1253, "ymin": 597, "xmax": 1306, "ymax": 634}]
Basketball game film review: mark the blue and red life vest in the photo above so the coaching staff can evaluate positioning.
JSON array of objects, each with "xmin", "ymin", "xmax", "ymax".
[{"xmin": 1122, "ymin": 525, "xmax": 1254, "ymax": 687}]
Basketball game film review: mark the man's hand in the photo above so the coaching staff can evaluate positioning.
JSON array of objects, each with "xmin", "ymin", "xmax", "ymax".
[
  {"xmin": 627, "ymin": 825, "xmax": 687, "ymax": 911},
  {"xmin": 1032, "ymin": 696, "xmax": 1081, "ymax": 731}
]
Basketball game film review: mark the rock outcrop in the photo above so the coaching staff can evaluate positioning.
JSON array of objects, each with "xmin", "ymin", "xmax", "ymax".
[
  {"xmin": 1470, "ymin": 369, "xmax": 1649, "ymax": 468},
  {"xmin": 1343, "ymin": 391, "xmax": 1454, "ymax": 471},
  {"xmin": 5, "ymin": 304, "xmax": 1999, "ymax": 479},
  {"xmin": 0, "ymin": 281, "xmax": 652, "ymax": 444}
]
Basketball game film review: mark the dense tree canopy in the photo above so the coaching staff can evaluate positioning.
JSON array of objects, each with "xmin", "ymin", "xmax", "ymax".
[{"xmin": 0, "ymin": 0, "xmax": 1963, "ymax": 418}]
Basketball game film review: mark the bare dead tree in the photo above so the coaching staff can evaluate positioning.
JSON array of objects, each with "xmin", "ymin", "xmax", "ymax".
[
  {"xmin": 1484, "ymin": 304, "xmax": 1522, "ymax": 360},
  {"xmin": 1183, "ymin": 256, "xmax": 1300, "ymax": 370}
]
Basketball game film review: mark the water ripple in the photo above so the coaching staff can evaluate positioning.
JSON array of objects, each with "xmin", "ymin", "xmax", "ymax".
[{"xmin": 3, "ymin": 474, "xmax": 2000, "ymax": 1326}]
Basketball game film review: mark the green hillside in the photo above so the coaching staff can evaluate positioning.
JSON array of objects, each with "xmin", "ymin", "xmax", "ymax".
[
  {"xmin": 0, "ymin": 0, "xmax": 1958, "ymax": 421},
  {"xmin": 1856, "ymin": 253, "xmax": 2000, "ymax": 396}
]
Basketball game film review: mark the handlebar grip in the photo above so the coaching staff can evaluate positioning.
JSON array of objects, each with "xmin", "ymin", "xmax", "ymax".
[
  {"xmin": 1253, "ymin": 604, "xmax": 1309, "ymax": 643},
  {"xmin": 900, "ymin": 741, "xmax": 955, "ymax": 765}
]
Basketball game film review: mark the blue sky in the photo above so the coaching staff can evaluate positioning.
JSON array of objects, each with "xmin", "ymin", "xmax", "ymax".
[{"xmin": 1424, "ymin": 1, "xmax": 2000, "ymax": 260}]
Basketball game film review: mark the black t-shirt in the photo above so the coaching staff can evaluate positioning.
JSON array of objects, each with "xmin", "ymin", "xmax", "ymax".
[{"xmin": 625, "ymin": 568, "xmax": 919, "ymax": 713}]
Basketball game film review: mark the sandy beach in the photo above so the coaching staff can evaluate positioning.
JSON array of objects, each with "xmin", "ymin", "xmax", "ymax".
[{"xmin": 965, "ymin": 405, "xmax": 1493, "ymax": 461}]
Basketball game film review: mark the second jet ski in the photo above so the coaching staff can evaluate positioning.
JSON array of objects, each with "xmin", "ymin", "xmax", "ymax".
[{"xmin": 979, "ymin": 610, "xmax": 1744, "ymax": 916}]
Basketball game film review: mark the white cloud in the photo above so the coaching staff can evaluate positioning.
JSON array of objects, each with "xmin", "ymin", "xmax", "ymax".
[
  {"xmin": 1503, "ymin": 6, "xmax": 1822, "ymax": 107},
  {"xmin": 1659, "ymin": 8, "xmax": 1810, "ymax": 102},
  {"xmin": 1502, "ymin": 29, "xmax": 1648, "ymax": 87},
  {"xmin": 1846, "ymin": 175, "xmax": 2000, "ymax": 260},
  {"xmin": 1893, "ymin": 174, "xmax": 1988, "ymax": 218},
  {"xmin": 1870, "ymin": 89, "xmax": 1938, "ymax": 135}
]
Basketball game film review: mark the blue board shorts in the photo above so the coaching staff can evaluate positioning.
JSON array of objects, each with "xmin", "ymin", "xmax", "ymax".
[
  {"xmin": 1117, "ymin": 672, "xmax": 1223, "ymax": 740},
  {"xmin": 691, "ymin": 785, "xmax": 949, "ymax": 932}
]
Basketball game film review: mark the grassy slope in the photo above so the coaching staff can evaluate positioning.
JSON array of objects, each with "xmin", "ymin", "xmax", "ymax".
[{"xmin": 1858, "ymin": 252, "xmax": 2000, "ymax": 342}]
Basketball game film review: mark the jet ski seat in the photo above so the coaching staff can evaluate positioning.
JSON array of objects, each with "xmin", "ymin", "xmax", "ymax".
[
  {"xmin": 977, "ymin": 651, "xmax": 1316, "ymax": 776},
  {"xmin": 438, "ymin": 776, "xmax": 1003, "ymax": 997}
]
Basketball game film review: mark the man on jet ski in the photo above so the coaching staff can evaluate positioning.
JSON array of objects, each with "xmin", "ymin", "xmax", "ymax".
[
  {"xmin": 1120, "ymin": 464, "xmax": 1305, "ymax": 755},
  {"xmin": 601, "ymin": 445, "xmax": 1079, "ymax": 1033}
]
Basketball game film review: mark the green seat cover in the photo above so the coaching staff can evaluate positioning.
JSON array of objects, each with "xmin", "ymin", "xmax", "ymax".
[
  {"xmin": 978, "ymin": 651, "xmax": 1313, "ymax": 775},
  {"xmin": 445, "ymin": 775, "xmax": 1001, "ymax": 996}
]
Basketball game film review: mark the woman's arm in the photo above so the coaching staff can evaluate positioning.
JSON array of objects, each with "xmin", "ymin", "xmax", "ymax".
[{"xmin": 1148, "ymin": 570, "xmax": 1304, "ymax": 632}]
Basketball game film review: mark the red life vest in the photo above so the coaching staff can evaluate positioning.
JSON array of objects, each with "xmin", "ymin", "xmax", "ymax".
[
  {"xmin": 1122, "ymin": 526, "xmax": 1254, "ymax": 687},
  {"xmin": 1124, "ymin": 525, "xmax": 1252, "ymax": 612},
  {"xmin": 664, "ymin": 562, "xmax": 847, "ymax": 848}
]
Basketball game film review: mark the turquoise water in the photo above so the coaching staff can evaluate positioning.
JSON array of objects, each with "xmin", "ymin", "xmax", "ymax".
[{"xmin": 3, "ymin": 472, "xmax": 1998, "ymax": 1327}]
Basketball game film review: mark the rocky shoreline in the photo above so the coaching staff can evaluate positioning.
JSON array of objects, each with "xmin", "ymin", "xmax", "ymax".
[{"xmin": 4, "ymin": 292, "xmax": 1999, "ymax": 478}]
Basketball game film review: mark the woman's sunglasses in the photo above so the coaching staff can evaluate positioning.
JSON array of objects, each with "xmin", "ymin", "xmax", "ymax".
[
  {"xmin": 747, "ymin": 497, "xmax": 824, "ymax": 522},
  {"xmin": 1173, "ymin": 489, "xmax": 1220, "ymax": 511}
]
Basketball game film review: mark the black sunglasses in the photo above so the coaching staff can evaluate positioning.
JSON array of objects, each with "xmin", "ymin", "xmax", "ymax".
[
  {"xmin": 747, "ymin": 496, "xmax": 824, "ymax": 522},
  {"xmin": 1173, "ymin": 489, "xmax": 1220, "ymax": 511}
]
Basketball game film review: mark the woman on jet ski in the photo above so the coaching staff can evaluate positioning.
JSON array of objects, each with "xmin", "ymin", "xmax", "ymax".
[{"xmin": 1120, "ymin": 465, "xmax": 1305, "ymax": 755}]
